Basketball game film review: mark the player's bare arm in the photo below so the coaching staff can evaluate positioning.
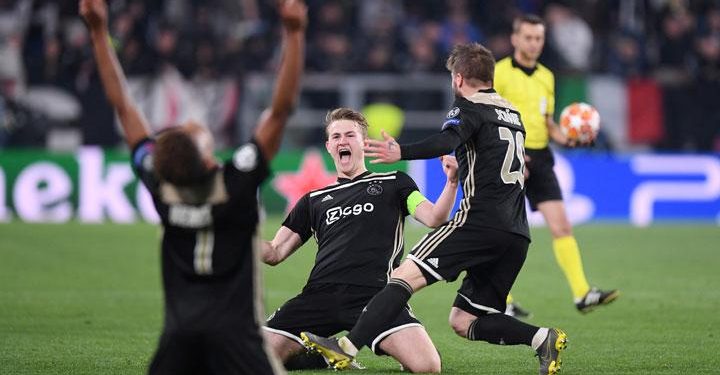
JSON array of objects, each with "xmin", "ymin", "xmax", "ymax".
[
  {"xmin": 80, "ymin": 0, "xmax": 150, "ymax": 149},
  {"xmin": 413, "ymin": 155, "xmax": 458, "ymax": 228},
  {"xmin": 254, "ymin": 0, "xmax": 307, "ymax": 161},
  {"xmin": 262, "ymin": 226, "xmax": 304, "ymax": 266}
]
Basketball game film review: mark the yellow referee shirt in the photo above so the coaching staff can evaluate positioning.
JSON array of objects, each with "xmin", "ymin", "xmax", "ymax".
[{"xmin": 494, "ymin": 57, "xmax": 555, "ymax": 149}]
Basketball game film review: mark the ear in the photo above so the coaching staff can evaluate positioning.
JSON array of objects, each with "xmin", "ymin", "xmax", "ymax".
[
  {"xmin": 325, "ymin": 140, "xmax": 332, "ymax": 154},
  {"xmin": 454, "ymin": 73, "xmax": 464, "ymax": 88}
]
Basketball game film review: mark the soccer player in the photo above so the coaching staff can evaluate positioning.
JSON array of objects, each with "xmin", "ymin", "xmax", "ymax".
[
  {"xmin": 494, "ymin": 14, "xmax": 619, "ymax": 315},
  {"xmin": 80, "ymin": 0, "xmax": 306, "ymax": 374},
  {"xmin": 302, "ymin": 43, "xmax": 568, "ymax": 375},
  {"xmin": 261, "ymin": 107, "xmax": 457, "ymax": 373}
]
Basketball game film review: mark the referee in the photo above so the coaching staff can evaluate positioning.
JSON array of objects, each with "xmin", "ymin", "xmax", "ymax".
[
  {"xmin": 494, "ymin": 14, "xmax": 618, "ymax": 314},
  {"xmin": 81, "ymin": 0, "xmax": 307, "ymax": 373}
]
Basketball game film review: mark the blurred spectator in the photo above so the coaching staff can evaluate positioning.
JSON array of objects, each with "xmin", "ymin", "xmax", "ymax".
[
  {"xmin": 1, "ymin": 0, "xmax": 719, "ymax": 151},
  {"xmin": 306, "ymin": 1, "xmax": 352, "ymax": 72},
  {"xmin": 0, "ymin": 0, "xmax": 33, "ymax": 99},
  {"xmin": 654, "ymin": 6, "xmax": 696, "ymax": 150},
  {"xmin": 404, "ymin": 35, "xmax": 444, "ymax": 73},
  {"xmin": 544, "ymin": 2, "xmax": 594, "ymax": 72},
  {"xmin": 606, "ymin": 30, "xmax": 648, "ymax": 77},
  {"xmin": 692, "ymin": 29, "xmax": 720, "ymax": 151},
  {"xmin": 438, "ymin": 0, "xmax": 484, "ymax": 54}
]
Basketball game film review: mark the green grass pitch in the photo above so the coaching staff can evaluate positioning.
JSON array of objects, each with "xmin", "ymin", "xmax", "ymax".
[{"xmin": 1, "ymin": 219, "xmax": 719, "ymax": 374}]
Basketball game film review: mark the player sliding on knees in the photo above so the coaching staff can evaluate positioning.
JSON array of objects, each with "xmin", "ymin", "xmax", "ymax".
[
  {"xmin": 302, "ymin": 43, "xmax": 568, "ymax": 375},
  {"xmin": 261, "ymin": 108, "xmax": 458, "ymax": 373},
  {"xmin": 80, "ymin": 0, "xmax": 307, "ymax": 373}
]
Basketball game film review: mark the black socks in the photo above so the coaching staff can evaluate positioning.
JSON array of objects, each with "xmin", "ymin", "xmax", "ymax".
[
  {"xmin": 346, "ymin": 278, "xmax": 413, "ymax": 348},
  {"xmin": 466, "ymin": 313, "xmax": 537, "ymax": 345}
]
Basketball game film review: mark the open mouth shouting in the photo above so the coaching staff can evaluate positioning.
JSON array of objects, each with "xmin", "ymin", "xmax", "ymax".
[{"xmin": 338, "ymin": 148, "xmax": 352, "ymax": 165}]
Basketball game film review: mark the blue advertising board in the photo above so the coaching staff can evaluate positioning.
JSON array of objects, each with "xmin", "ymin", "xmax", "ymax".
[{"xmin": 412, "ymin": 151, "xmax": 720, "ymax": 226}]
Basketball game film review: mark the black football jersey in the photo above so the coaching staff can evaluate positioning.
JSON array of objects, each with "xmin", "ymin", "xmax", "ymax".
[
  {"xmin": 132, "ymin": 138, "xmax": 268, "ymax": 327},
  {"xmin": 283, "ymin": 171, "xmax": 420, "ymax": 288},
  {"xmin": 441, "ymin": 89, "xmax": 530, "ymax": 240}
]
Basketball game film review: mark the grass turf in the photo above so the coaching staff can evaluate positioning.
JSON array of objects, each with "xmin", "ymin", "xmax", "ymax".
[{"xmin": 1, "ymin": 220, "xmax": 719, "ymax": 374}]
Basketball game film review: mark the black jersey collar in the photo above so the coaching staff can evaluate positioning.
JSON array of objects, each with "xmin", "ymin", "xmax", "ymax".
[
  {"xmin": 337, "ymin": 170, "xmax": 372, "ymax": 183},
  {"xmin": 511, "ymin": 57, "xmax": 538, "ymax": 76},
  {"xmin": 478, "ymin": 88, "xmax": 496, "ymax": 93}
]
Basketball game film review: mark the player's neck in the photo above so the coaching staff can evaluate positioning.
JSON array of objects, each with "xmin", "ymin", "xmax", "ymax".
[
  {"xmin": 513, "ymin": 51, "xmax": 537, "ymax": 69},
  {"xmin": 459, "ymin": 83, "xmax": 491, "ymax": 97},
  {"xmin": 337, "ymin": 167, "xmax": 368, "ymax": 181}
]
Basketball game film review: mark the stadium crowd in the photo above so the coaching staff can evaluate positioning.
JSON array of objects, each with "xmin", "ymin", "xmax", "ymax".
[{"xmin": 1, "ymin": 0, "xmax": 719, "ymax": 150}]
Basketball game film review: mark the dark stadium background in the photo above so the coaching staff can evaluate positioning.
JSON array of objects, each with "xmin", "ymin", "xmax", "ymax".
[{"xmin": 1, "ymin": 1, "xmax": 719, "ymax": 374}]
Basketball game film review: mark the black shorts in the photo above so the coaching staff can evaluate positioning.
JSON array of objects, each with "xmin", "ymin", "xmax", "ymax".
[
  {"xmin": 148, "ymin": 324, "xmax": 278, "ymax": 375},
  {"xmin": 265, "ymin": 283, "xmax": 422, "ymax": 355},
  {"xmin": 407, "ymin": 226, "xmax": 529, "ymax": 315},
  {"xmin": 525, "ymin": 147, "xmax": 563, "ymax": 210}
]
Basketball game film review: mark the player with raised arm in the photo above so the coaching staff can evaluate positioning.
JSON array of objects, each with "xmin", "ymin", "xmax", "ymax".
[
  {"xmin": 261, "ymin": 108, "xmax": 456, "ymax": 373},
  {"xmin": 80, "ymin": 0, "xmax": 306, "ymax": 373},
  {"xmin": 494, "ymin": 14, "xmax": 618, "ymax": 316},
  {"xmin": 302, "ymin": 43, "xmax": 568, "ymax": 375}
]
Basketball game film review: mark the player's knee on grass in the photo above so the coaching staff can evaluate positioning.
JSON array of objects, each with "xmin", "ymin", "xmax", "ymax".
[
  {"xmin": 403, "ymin": 354, "xmax": 442, "ymax": 374},
  {"xmin": 379, "ymin": 326, "xmax": 441, "ymax": 373},
  {"xmin": 448, "ymin": 307, "xmax": 475, "ymax": 338}
]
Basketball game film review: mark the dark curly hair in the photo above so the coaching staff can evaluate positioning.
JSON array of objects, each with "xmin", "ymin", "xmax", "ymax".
[{"xmin": 153, "ymin": 129, "xmax": 213, "ymax": 186}]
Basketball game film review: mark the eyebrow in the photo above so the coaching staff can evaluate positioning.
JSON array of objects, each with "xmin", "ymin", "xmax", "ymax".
[{"xmin": 330, "ymin": 131, "xmax": 358, "ymax": 137}]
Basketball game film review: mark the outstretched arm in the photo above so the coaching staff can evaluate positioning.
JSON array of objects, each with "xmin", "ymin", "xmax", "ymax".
[
  {"xmin": 261, "ymin": 226, "xmax": 304, "ymax": 266},
  {"xmin": 364, "ymin": 130, "xmax": 462, "ymax": 164},
  {"xmin": 80, "ymin": 0, "xmax": 150, "ymax": 149},
  {"xmin": 413, "ymin": 155, "xmax": 459, "ymax": 227},
  {"xmin": 254, "ymin": 0, "xmax": 307, "ymax": 161}
]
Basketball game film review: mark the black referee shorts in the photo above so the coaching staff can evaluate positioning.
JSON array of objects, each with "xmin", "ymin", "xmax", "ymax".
[
  {"xmin": 148, "ymin": 324, "xmax": 277, "ymax": 375},
  {"xmin": 265, "ymin": 283, "xmax": 422, "ymax": 355},
  {"xmin": 407, "ymin": 226, "xmax": 529, "ymax": 315},
  {"xmin": 525, "ymin": 147, "xmax": 563, "ymax": 210}
]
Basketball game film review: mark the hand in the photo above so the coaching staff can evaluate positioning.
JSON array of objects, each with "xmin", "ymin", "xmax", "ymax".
[
  {"xmin": 364, "ymin": 130, "xmax": 401, "ymax": 164},
  {"xmin": 79, "ymin": 0, "xmax": 108, "ymax": 32},
  {"xmin": 440, "ymin": 155, "xmax": 458, "ymax": 184},
  {"xmin": 279, "ymin": 0, "xmax": 307, "ymax": 32}
]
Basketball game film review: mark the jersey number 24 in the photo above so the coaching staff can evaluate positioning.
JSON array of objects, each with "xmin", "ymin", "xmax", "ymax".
[{"xmin": 498, "ymin": 127, "xmax": 525, "ymax": 189}]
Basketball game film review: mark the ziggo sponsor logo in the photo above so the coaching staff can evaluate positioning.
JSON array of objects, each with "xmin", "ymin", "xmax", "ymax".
[{"xmin": 325, "ymin": 203, "xmax": 374, "ymax": 225}]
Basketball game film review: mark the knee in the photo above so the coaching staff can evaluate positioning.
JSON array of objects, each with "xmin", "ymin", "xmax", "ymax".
[
  {"xmin": 406, "ymin": 352, "xmax": 442, "ymax": 374},
  {"xmin": 449, "ymin": 315, "xmax": 470, "ymax": 338}
]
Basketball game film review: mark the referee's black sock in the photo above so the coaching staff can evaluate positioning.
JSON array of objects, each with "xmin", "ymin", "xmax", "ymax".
[
  {"xmin": 466, "ymin": 313, "xmax": 538, "ymax": 345},
  {"xmin": 346, "ymin": 278, "xmax": 413, "ymax": 349}
]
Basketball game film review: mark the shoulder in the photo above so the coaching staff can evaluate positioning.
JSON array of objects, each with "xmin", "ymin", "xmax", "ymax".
[
  {"xmin": 387, "ymin": 170, "xmax": 414, "ymax": 183},
  {"xmin": 365, "ymin": 171, "xmax": 415, "ymax": 188},
  {"xmin": 495, "ymin": 57, "xmax": 514, "ymax": 72},
  {"xmin": 366, "ymin": 171, "xmax": 401, "ymax": 181},
  {"xmin": 230, "ymin": 142, "xmax": 263, "ymax": 172},
  {"xmin": 535, "ymin": 63, "xmax": 555, "ymax": 82}
]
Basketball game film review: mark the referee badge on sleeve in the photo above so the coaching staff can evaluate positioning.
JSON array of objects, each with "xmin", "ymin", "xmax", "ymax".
[{"xmin": 447, "ymin": 107, "xmax": 460, "ymax": 118}]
